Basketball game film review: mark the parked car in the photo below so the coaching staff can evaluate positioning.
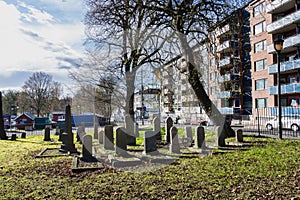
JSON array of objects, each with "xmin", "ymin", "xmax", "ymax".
[{"xmin": 265, "ymin": 115, "xmax": 300, "ymax": 132}]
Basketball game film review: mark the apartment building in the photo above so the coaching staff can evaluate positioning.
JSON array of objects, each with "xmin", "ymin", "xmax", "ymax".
[{"xmin": 266, "ymin": 0, "xmax": 300, "ymax": 108}]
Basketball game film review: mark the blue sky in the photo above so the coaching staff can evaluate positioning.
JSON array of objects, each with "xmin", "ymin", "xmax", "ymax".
[{"xmin": 0, "ymin": 0, "xmax": 86, "ymax": 94}]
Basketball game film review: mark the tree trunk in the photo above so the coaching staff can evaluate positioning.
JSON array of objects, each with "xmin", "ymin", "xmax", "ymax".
[
  {"xmin": 125, "ymin": 72, "xmax": 136, "ymax": 121},
  {"xmin": 0, "ymin": 92, "xmax": 7, "ymax": 140},
  {"xmin": 177, "ymin": 34, "xmax": 235, "ymax": 145}
]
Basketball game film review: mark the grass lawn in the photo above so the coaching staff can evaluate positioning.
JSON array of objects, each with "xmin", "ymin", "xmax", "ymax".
[{"xmin": 0, "ymin": 133, "xmax": 299, "ymax": 199}]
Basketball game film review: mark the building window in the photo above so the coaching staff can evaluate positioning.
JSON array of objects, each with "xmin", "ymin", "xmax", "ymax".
[
  {"xmin": 254, "ymin": 59, "xmax": 267, "ymax": 71},
  {"xmin": 253, "ymin": 3, "xmax": 265, "ymax": 17},
  {"xmin": 253, "ymin": 21, "xmax": 266, "ymax": 35},
  {"xmin": 256, "ymin": 98, "xmax": 267, "ymax": 108},
  {"xmin": 255, "ymin": 79, "xmax": 268, "ymax": 90},
  {"xmin": 254, "ymin": 40, "xmax": 266, "ymax": 53},
  {"xmin": 210, "ymin": 86, "xmax": 217, "ymax": 95}
]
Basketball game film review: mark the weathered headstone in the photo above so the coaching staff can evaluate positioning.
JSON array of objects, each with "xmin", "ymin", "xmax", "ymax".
[
  {"xmin": 115, "ymin": 127, "xmax": 127, "ymax": 156},
  {"xmin": 195, "ymin": 126, "xmax": 205, "ymax": 148},
  {"xmin": 0, "ymin": 91, "xmax": 7, "ymax": 140},
  {"xmin": 169, "ymin": 126, "xmax": 180, "ymax": 154},
  {"xmin": 93, "ymin": 120, "xmax": 98, "ymax": 140},
  {"xmin": 185, "ymin": 126, "xmax": 193, "ymax": 147},
  {"xmin": 125, "ymin": 115, "xmax": 136, "ymax": 145},
  {"xmin": 76, "ymin": 126, "xmax": 85, "ymax": 144},
  {"xmin": 82, "ymin": 134, "xmax": 93, "ymax": 161},
  {"xmin": 55, "ymin": 127, "xmax": 60, "ymax": 135},
  {"xmin": 11, "ymin": 134, "xmax": 16, "ymax": 141},
  {"xmin": 21, "ymin": 132, "xmax": 26, "ymax": 139},
  {"xmin": 217, "ymin": 126, "xmax": 226, "ymax": 147},
  {"xmin": 60, "ymin": 105, "xmax": 77, "ymax": 153},
  {"xmin": 236, "ymin": 129, "xmax": 243, "ymax": 142},
  {"xmin": 153, "ymin": 117, "xmax": 161, "ymax": 143},
  {"xmin": 165, "ymin": 117, "xmax": 173, "ymax": 143},
  {"xmin": 104, "ymin": 125, "xmax": 114, "ymax": 150},
  {"xmin": 98, "ymin": 130, "xmax": 104, "ymax": 144},
  {"xmin": 44, "ymin": 127, "xmax": 51, "ymax": 141},
  {"xmin": 58, "ymin": 129, "xmax": 64, "ymax": 141},
  {"xmin": 144, "ymin": 130, "xmax": 157, "ymax": 154},
  {"xmin": 134, "ymin": 123, "xmax": 139, "ymax": 138}
]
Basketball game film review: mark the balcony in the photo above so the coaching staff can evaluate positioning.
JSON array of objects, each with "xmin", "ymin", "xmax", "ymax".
[
  {"xmin": 219, "ymin": 107, "xmax": 241, "ymax": 115},
  {"xmin": 218, "ymin": 57, "xmax": 231, "ymax": 68},
  {"xmin": 215, "ymin": 24, "xmax": 230, "ymax": 37},
  {"xmin": 267, "ymin": 10, "xmax": 300, "ymax": 34},
  {"xmin": 217, "ymin": 91, "xmax": 231, "ymax": 99},
  {"xmin": 216, "ymin": 40, "xmax": 238, "ymax": 53},
  {"xmin": 266, "ymin": 0, "xmax": 295, "ymax": 14},
  {"xmin": 269, "ymin": 83, "xmax": 300, "ymax": 95},
  {"xmin": 269, "ymin": 59, "xmax": 300, "ymax": 74},
  {"xmin": 218, "ymin": 74, "xmax": 231, "ymax": 83},
  {"xmin": 268, "ymin": 34, "xmax": 300, "ymax": 54}
]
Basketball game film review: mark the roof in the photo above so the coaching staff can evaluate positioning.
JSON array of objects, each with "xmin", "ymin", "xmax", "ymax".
[{"xmin": 14, "ymin": 112, "xmax": 35, "ymax": 121}]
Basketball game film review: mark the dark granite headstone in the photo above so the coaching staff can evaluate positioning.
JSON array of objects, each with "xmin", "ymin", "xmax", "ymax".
[
  {"xmin": 125, "ymin": 115, "xmax": 136, "ymax": 146},
  {"xmin": 195, "ymin": 126, "xmax": 205, "ymax": 148},
  {"xmin": 165, "ymin": 117, "xmax": 173, "ymax": 143},
  {"xmin": 44, "ymin": 127, "xmax": 51, "ymax": 141},
  {"xmin": 82, "ymin": 134, "xmax": 93, "ymax": 161},
  {"xmin": 115, "ymin": 127, "xmax": 127, "ymax": 156},
  {"xmin": 144, "ymin": 130, "xmax": 157, "ymax": 154},
  {"xmin": 104, "ymin": 125, "xmax": 114, "ymax": 150}
]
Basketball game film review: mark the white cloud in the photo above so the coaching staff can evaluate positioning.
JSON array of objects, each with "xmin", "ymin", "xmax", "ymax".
[
  {"xmin": 19, "ymin": 2, "xmax": 55, "ymax": 25},
  {"xmin": 0, "ymin": 1, "xmax": 85, "ymax": 90}
]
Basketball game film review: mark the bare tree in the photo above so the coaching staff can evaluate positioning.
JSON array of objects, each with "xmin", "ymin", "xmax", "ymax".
[
  {"xmin": 84, "ymin": 0, "xmax": 172, "ymax": 120},
  {"xmin": 22, "ymin": 72, "xmax": 63, "ymax": 117}
]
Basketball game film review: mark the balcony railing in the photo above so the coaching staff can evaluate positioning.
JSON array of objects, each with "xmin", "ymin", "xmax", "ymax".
[
  {"xmin": 218, "ymin": 57, "xmax": 231, "ymax": 68},
  {"xmin": 216, "ymin": 40, "xmax": 238, "ymax": 53},
  {"xmin": 269, "ymin": 83, "xmax": 300, "ymax": 95},
  {"xmin": 266, "ymin": 0, "xmax": 294, "ymax": 14},
  {"xmin": 215, "ymin": 24, "xmax": 230, "ymax": 37},
  {"xmin": 267, "ymin": 10, "xmax": 300, "ymax": 34},
  {"xmin": 219, "ymin": 107, "xmax": 241, "ymax": 115},
  {"xmin": 267, "ymin": 34, "xmax": 300, "ymax": 54},
  {"xmin": 269, "ymin": 59, "xmax": 300, "ymax": 74}
]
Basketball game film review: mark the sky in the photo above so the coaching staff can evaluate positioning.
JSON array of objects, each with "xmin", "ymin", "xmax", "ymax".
[{"xmin": 0, "ymin": 0, "xmax": 86, "ymax": 95}]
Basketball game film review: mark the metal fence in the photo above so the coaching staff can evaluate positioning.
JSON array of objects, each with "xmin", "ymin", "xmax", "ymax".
[{"xmin": 235, "ymin": 107, "xmax": 300, "ymax": 139}]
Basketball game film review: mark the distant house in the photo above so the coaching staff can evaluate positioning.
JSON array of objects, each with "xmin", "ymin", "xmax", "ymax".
[{"xmin": 14, "ymin": 113, "xmax": 35, "ymax": 130}]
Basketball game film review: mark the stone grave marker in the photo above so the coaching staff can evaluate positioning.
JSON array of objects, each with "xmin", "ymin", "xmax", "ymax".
[
  {"xmin": 169, "ymin": 126, "xmax": 180, "ymax": 154},
  {"xmin": 153, "ymin": 117, "xmax": 161, "ymax": 143},
  {"xmin": 236, "ymin": 129, "xmax": 243, "ymax": 142},
  {"xmin": 115, "ymin": 127, "xmax": 127, "ymax": 156},
  {"xmin": 11, "ymin": 134, "xmax": 16, "ymax": 141},
  {"xmin": 94, "ymin": 120, "xmax": 98, "ymax": 140},
  {"xmin": 21, "ymin": 132, "xmax": 26, "ymax": 139},
  {"xmin": 144, "ymin": 130, "xmax": 157, "ymax": 154},
  {"xmin": 82, "ymin": 134, "xmax": 93, "ymax": 161},
  {"xmin": 217, "ymin": 126, "xmax": 226, "ymax": 147},
  {"xmin": 134, "ymin": 123, "xmax": 139, "ymax": 138},
  {"xmin": 60, "ymin": 105, "xmax": 77, "ymax": 153},
  {"xmin": 98, "ymin": 130, "xmax": 104, "ymax": 144},
  {"xmin": 104, "ymin": 125, "xmax": 114, "ymax": 150},
  {"xmin": 44, "ymin": 127, "xmax": 51, "ymax": 141},
  {"xmin": 195, "ymin": 126, "xmax": 205, "ymax": 148},
  {"xmin": 125, "ymin": 115, "xmax": 136, "ymax": 145},
  {"xmin": 185, "ymin": 126, "xmax": 193, "ymax": 147},
  {"xmin": 165, "ymin": 117, "xmax": 173, "ymax": 143},
  {"xmin": 77, "ymin": 126, "xmax": 86, "ymax": 144}
]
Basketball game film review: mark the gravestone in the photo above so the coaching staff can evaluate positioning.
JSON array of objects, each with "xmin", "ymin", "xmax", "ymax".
[
  {"xmin": 153, "ymin": 117, "xmax": 161, "ymax": 143},
  {"xmin": 165, "ymin": 117, "xmax": 173, "ymax": 143},
  {"xmin": 93, "ymin": 120, "xmax": 98, "ymax": 140},
  {"xmin": 217, "ymin": 126, "xmax": 226, "ymax": 147},
  {"xmin": 60, "ymin": 105, "xmax": 77, "ymax": 154},
  {"xmin": 125, "ymin": 115, "xmax": 136, "ymax": 145},
  {"xmin": 82, "ymin": 134, "xmax": 93, "ymax": 161},
  {"xmin": 144, "ymin": 130, "xmax": 157, "ymax": 154},
  {"xmin": 76, "ymin": 126, "xmax": 85, "ymax": 144},
  {"xmin": 55, "ymin": 127, "xmax": 60, "ymax": 135},
  {"xmin": 115, "ymin": 127, "xmax": 127, "ymax": 156},
  {"xmin": 11, "ymin": 134, "xmax": 16, "ymax": 141},
  {"xmin": 104, "ymin": 125, "xmax": 114, "ymax": 150},
  {"xmin": 44, "ymin": 127, "xmax": 51, "ymax": 141},
  {"xmin": 185, "ymin": 126, "xmax": 193, "ymax": 147},
  {"xmin": 134, "ymin": 123, "xmax": 139, "ymax": 138},
  {"xmin": 98, "ymin": 130, "xmax": 104, "ymax": 144},
  {"xmin": 236, "ymin": 129, "xmax": 243, "ymax": 142},
  {"xmin": 195, "ymin": 126, "xmax": 205, "ymax": 148},
  {"xmin": 58, "ymin": 129, "xmax": 64, "ymax": 141},
  {"xmin": 21, "ymin": 132, "xmax": 26, "ymax": 139},
  {"xmin": 0, "ymin": 91, "xmax": 7, "ymax": 140},
  {"xmin": 169, "ymin": 126, "xmax": 180, "ymax": 154}
]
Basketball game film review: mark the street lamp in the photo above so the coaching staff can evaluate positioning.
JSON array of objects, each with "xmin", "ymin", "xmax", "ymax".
[{"xmin": 274, "ymin": 38, "xmax": 284, "ymax": 139}]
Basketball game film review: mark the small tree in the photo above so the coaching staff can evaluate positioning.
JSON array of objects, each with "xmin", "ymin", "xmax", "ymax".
[{"xmin": 0, "ymin": 92, "xmax": 7, "ymax": 140}]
